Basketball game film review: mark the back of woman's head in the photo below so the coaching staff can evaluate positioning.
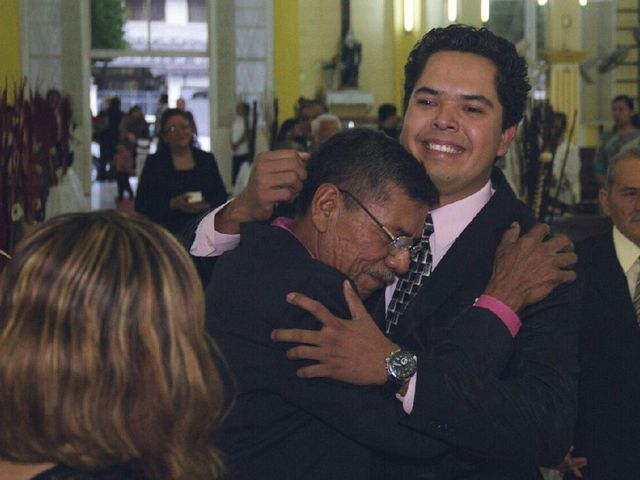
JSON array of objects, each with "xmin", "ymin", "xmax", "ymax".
[{"xmin": 0, "ymin": 210, "xmax": 226, "ymax": 479}]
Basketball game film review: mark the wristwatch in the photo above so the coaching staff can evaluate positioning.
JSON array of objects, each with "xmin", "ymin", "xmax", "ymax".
[{"xmin": 385, "ymin": 348, "xmax": 417, "ymax": 385}]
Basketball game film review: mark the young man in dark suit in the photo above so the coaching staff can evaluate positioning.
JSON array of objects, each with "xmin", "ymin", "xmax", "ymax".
[
  {"xmin": 193, "ymin": 25, "xmax": 578, "ymax": 480},
  {"xmin": 559, "ymin": 149, "xmax": 640, "ymax": 479}
]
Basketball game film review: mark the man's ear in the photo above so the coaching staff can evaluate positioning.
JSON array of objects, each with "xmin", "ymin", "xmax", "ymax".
[
  {"xmin": 310, "ymin": 183, "xmax": 340, "ymax": 233},
  {"xmin": 599, "ymin": 187, "xmax": 611, "ymax": 217},
  {"xmin": 496, "ymin": 124, "xmax": 517, "ymax": 157}
]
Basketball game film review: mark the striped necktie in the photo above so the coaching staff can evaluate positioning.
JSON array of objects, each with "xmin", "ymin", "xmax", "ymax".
[
  {"xmin": 385, "ymin": 214, "xmax": 434, "ymax": 334},
  {"xmin": 633, "ymin": 257, "xmax": 640, "ymax": 325}
]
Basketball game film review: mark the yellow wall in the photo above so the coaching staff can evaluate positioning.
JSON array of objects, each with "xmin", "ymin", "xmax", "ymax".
[
  {"xmin": 616, "ymin": 0, "xmax": 638, "ymax": 100},
  {"xmin": 0, "ymin": 0, "xmax": 21, "ymax": 90},
  {"xmin": 352, "ymin": 0, "xmax": 396, "ymax": 111},
  {"xmin": 274, "ymin": 0, "xmax": 416, "ymax": 119},
  {"xmin": 273, "ymin": 0, "xmax": 301, "ymax": 119},
  {"xmin": 298, "ymin": 0, "xmax": 341, "ymax": 102},
  {"xmin": 459, "ymin": 0, "xmax": 482, "ymax": 26},
  {"xmin": 393, "ymin": 0, "xmax": 424, "ymax": 111}
]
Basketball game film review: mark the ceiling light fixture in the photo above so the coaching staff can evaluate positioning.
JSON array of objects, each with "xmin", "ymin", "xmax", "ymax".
[{"xmin": 448, "ymin": 0, "xmax": 457, "ymax": 22}]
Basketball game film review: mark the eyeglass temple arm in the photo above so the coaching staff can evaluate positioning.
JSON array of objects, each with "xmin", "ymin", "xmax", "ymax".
[{"xmin": 337, "ymin": 188, "xmax": 395, "ymax": 242}]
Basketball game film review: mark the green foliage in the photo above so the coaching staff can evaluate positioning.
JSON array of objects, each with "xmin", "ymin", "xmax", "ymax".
[{"xmin": 91, "ymin": 0, "xmax": 128, "ymax": 50}]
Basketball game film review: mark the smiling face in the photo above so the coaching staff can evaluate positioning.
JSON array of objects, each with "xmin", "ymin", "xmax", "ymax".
[
  {"xmin": 328, "ymin": 184, "xmax": 428, "ymax": 299},
  {"xmin": 400, "ymin": 51, "xmax": 516, "ymax": 206},
  {"xmin": 600, "ymin": 156, "xmax": 640, "ymax": 246}
]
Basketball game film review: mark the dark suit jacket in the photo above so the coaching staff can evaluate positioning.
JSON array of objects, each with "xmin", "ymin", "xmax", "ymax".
[
  {"xmin": 206, "ymin": 222, "xmax": 517, "ymax": 480},
  {"xmin": 568, "ymin": 230, "xmax": 640, "ymax": 479},
  {"xmin": 379, "ymin": 168, "xmax": 580, "ymax": 479}
]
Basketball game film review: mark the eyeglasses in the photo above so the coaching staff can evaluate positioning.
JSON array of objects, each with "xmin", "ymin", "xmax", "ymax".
[
  {"xmin": 338, "ymin": 188, "xmax": 423, "ymax": 261},
  {"xmin": 163, "ymin": 122, "xmax": 191, "ymax": 135}
]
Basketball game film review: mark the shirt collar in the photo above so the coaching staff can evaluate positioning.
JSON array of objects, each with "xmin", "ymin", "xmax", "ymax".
[
  {"xmin": 612, "ymin": 226, "xmax": 640, "ymax": 274},
  {"xmin": 429, "ymin": 180, "xmax": 494, "ymax": 267},
  {"xmin": 272, "ymin": 216, "xmax": 316, "ymax": 259}
]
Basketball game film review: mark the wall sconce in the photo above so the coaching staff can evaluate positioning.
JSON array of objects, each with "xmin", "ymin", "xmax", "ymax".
[
  {"xmin": 403, "ymin": 0, "xmax": 414, "ymax": 32},
  {"xmin": 579, "ymin": 0, "xmax": 588, "ymax": 6},
  {"xmin": 481, "ymin": 0, "xmax": 490, "ymax": 22},
  {"xmin": 537, "ymin": 0, "xmax": 548, "ymax": 6},
  {"xmin": 448, "ymin": 0, "xmax": 457, "ymax": 22}
]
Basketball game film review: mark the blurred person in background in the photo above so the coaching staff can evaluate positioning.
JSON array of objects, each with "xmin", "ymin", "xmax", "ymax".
[
  {"xmin": 296, "ymin": 97, "xmax": 327, "ymax": 150},
  {"xmin": 93, "ymin": 96, "xmax": 123, "ymax": 181},
  {"xmin": 550, "ymin": 112, "xmax": 581, "ymax": 212},
  {"xmin": 594, "ymin": 95, "xmax": 640, "ymax": 187},
  {"xmin": 176, "ymin": 97, "xmax": 198, "ymax": 138},
  {"xmin": 135, "ymin": 108, "xmax": 227, "ymax": 236},
  {"xmin": 112, "ymin": 141, "xmax": 135, "ymax": 202},
  {"xmin": 119, "ymin": 105, "xmax": 149, "ymax": 157},
  {"xmin": 274, "ymin": 117, "xmax": 305, "ymax": 151},
  {"xmin": 310, "ymin": 113, "xmax": 342, "ymax": 151},
  {"xmin": 377, "ymin": 103, "xmax": 401, "ymax": 139}
]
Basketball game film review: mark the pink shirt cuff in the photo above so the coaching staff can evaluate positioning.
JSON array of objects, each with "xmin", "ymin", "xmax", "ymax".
[
  {"xmin": 190, "ymin": 200, "xmax": 241, "ymax": 257},
  {"xmin": 396, "ymin": 374, "xmax": 417, "ymax": 414},
  {"xmin": 474, "ymin": 294, "xmax": 521, "ymax": 337}
]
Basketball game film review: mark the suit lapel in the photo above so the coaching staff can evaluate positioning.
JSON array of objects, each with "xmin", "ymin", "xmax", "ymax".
[
  {"xmin": 588, "ymin": 232, "xmax": 637, "ymax": 327},
  {"xmin": 394, "ymin": 168, "xmax": 529, "ymax": 343}
]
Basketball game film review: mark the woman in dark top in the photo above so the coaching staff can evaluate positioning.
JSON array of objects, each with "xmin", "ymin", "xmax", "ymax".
[
  {"xmin": 135, "ymin": 108, "xmax": 228, "ymax": 235},
  {"xmin": 0, "ymin": 211, "xmax": 227, "ymax": 480}
]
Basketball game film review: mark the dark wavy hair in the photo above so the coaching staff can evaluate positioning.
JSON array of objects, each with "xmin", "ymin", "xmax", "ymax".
[
  {"xmin": 297, "ymin": 128, "xmax": 438, "ymax": 215},
  {"xmin": 403, "ymin": 24, "xmax": 530, "ymax": 131}
]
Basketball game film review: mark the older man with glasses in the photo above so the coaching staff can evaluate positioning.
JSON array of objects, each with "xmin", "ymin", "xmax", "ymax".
[{"xmin": 205, "ymin": 128, "xmax": 570, "ymax": 480}]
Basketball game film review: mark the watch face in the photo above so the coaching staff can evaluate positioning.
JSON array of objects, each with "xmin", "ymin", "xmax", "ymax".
[{"xmin": 389, "ymin": 351, "xmax": 417, "ymax": 381}]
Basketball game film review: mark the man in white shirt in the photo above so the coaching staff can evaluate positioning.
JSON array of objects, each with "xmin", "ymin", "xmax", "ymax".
[
  {"xmin": 561, "ymin": 148, "xmax": 640, "ymax": 479},
  {"xmin": 192, "ymin": 25, "xmax": 578, "ymax": 480}
]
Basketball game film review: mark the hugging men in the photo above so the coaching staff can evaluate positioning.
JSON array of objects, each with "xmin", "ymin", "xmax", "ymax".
[{"xmin": 197, "ymin": 25, "xmax": 578, "ymax": 480}]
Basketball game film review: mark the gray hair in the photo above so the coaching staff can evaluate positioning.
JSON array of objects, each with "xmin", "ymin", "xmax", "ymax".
[
  {"xmin": 606, "ymin": 147, "xmax": 640, "ymax": 189},
  {"xmin": 311, "ymin": 113, "xmax": 343, "ymax": 138}
]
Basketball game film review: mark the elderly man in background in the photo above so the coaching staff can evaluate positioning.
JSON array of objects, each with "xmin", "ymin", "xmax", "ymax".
[
  {"xmin": 310, "ymin": 112, "xmax": 342, "ymax": 150},
  {"xmin": 558, "ymin": 148, "xmax": 640, "ymax": 479}
]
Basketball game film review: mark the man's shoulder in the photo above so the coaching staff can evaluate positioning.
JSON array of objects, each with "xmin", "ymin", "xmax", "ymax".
[
  {"xmin": 575, "ymin": 230, "xmax": 612, "ymax": 262},
  {"xmin": 487, "ymin": 168, "xmax": 533, "ymax": 223},
  {"xmin": 207, "ymin": 223, "xmax": 350, "ymax": 335},
  {"xmin": 213, "ymin": 223, "xmax": 346, "ymax": 287},
  {"xmin": 457, "ymin": 169, "xmax": 533, "ymax": 238}
]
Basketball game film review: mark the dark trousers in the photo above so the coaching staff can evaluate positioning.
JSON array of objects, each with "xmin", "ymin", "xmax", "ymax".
[
  {"xmin": 116, "ymin": 173, "xmax": 133, "ymax": 201},
  {"xmin": 98, "ymin": 144, "xmax": 115, "ymax": 181}
]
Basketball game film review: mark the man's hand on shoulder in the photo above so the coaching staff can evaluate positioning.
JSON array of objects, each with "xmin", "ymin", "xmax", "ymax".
[
  {"xmin": 271, "ymin": 280, "xmax": 398, "ymax": 385},
  {"xmin": 216, "ymin": 149, "xmax": 309, "ymax": 234},
  {"xmin": 484, "ymin": 222, "xmax": 577, "ymax": 313}
]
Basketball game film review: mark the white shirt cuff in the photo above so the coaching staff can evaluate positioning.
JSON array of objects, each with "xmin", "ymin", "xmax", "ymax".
[
  {"xmin": 396, "ymin": 373, "xmax": 417, "ymax": 414},
  {"xmin": 190, "ymin": 200, "xmax": 241, "ymax": 257}
]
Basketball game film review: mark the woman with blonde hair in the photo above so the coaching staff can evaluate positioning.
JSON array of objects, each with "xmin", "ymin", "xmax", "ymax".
[{"xmin": 0, "ymin": 210, "xmax": 227, "ymax": 480}]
